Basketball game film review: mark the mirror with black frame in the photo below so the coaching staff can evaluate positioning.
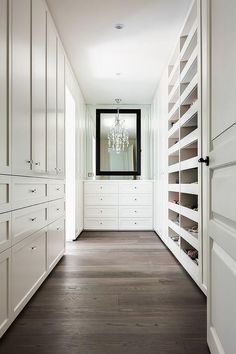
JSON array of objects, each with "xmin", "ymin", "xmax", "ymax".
[{"xmin": 96, "ymin": 109, "xmax": 141, "ymax": 176}]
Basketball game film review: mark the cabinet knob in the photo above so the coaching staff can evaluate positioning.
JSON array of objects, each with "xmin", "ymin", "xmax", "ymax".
[
  {"xmin": 31, "ymin": 217, "xmax": 37, "ymax": 222},
  {"xmin": 134, "ymin": 210, "xmax": 137, "ymax": 213},
  {"xmin": 56, "ymin": 188, "xmax": 60, "ymax": 191},
  {"xmin": 35, "ymin": 162, "xmax": 40, "ymax": 166},
  {"xmin": 134, "ymin": 198, "xmax": 137, "ymax": 201},
  {"xmin": 100, "ymin": 198, "xmax": 103, "ymax": 201},
  {"xmin": 57, "ymin": 227, "xmax": 60, "ymax": 231},
  {"xmin": 100, "ymin": 222, "xmax": 103, "ymax": 225},
  {"xmin": 26, "ymin": 160, "xmax": 33, "ymax": 165},
  {"xmin": 31, "ymin": 189, "xmax": 37, "ymax": 193},
  {"xmin": 100, "ymin": 186, "xmax": 103, "ymax": 189},
  {"xmin": 100, "ymin": 210, "xmax": 103, "ymax": 213},
  {"xmin": 56, "ymin": 208, "xmax": 60, "ymax": 211},
  {"xmin": 134, "ymin": 222, "xmax": 137, "ymax": 225},
  {"xmin": 134, "ymin": 186, "xmax": 137, "ymax": 189},
  {"xmin": 31, "ymin": 246, "xmax": 37, "ymax": 251}
]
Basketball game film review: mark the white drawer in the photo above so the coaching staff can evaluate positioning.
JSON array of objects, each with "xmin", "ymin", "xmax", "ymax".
[
  {"xmin": 84, "ymin": 206, "xmax": 118, "ymax": 218},
  {"xmin": 12, "ymin": 177, "xmax": 47, "ymax": 209},
  {"xmin": 119, "ymin": 206, "xmax": 152, "ymax": 218},
  {"xmin": 119, "ymin": 218, "xmax": 153, "ymax": 230},
  {"xmin": 48, "ymin": 181, "xmax": 65, "ymax": 200},
  {"xmin": 0, "ymin": 176, "xmax": 11, "ymax": 213},
  {"xmin": 84, "ymin": 194, "xmax": 118, "ymax": 206},
  {"xmin": 12, "ymin": 229, "xmax": 47, "ymax": 316},
  {"xmin": 84, "ymin": 182, "xmax": 118, "ymax": 194},
  {"xmin": 48, "ymin": 199, "xmax": 65, "ymax": 222},
  {"xmin": 119, "ymin": 194, "xmax": 152, "ymax": 206},
  {"xmin": 12, "ymin": 204, "xmax": 48, "ymax": 245},
  {"xmin": 47, "ymin": 217, "xmax": 65, "ymax": 271},
  {"xmin": 84, "ymin": 218, "xmax": 118, "ymax": 230},
  {"xmin": 0, "ymin": 212, "xmax": 11, "ymax": 253},
  {"xmin": 119, "ymin": 182, "xmax": 152, "ymax": 194}
]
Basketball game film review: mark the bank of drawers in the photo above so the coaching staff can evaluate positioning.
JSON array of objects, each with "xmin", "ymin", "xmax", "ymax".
[{"xmin": 84, "ymin": 181, "xmax": 153, "ymax": 230}]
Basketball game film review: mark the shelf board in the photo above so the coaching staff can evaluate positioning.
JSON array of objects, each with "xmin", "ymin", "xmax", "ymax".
[
  {"xmin": 180, "ymin": 183, "xmax": 198, "ymax": 195},
  {"xmin": 179, "ymin": 226, "xmax": 199, "ymax": 249},
  {"xmin": 168, "ymin": 184, "xmax": 180, "ymax": 192},
  {"xmin": 168, "ymin": 60, "xmax": 179, "ymax": 86},
  {"xmin": 169, "ymin": 219, "xmax": 181, "ymax": 235},
  {"xmin": 168, "ymin": 142, "xmax": 180, "ymax": 156},
  {"xmin": 180, "ymin": 47, "xmax": 198, "ymax": 84},
  {"xmin": 168, "ymin": 201, "xmax": 180, "ymax": 214},
  {"xmin": 180, "ymin": 205, "xmax": 199, "ymax": 222},
  {"xmin": 180, "ymin": 249, "xmax": 199, "ymax": 283},
  {"xmin": 168, "ymin": 102, "xmax": 180, "ymax": 121},
  {"xmin": 180, "ymin": 156, "xmax": 198, "ymax": 171},
  {"xmin": 168, "ymin": 81, "xmax": 179, "ymax": 103},
  {"xmin": 167, "ymin": 237, "xmax": 180, "ymax": 258},
  {"xmin": 168, "ymin": 122, "xmax": 179, "ymax": 138},
  {"xmin": 168, "ymin": 162, "xmax": 180, "ymax": 173},
  {"xmin": 179, "ymin": 101, "xmax": 198, "ymax": 128},
  {"xmin": 180, "ymin": 74, "xmax": 198, "ymax": 104},
  {"xmin": 180, "ymin": 128, "xmax": 199, "ymax": 149},
  {"xmin": 180, "ymin": 20, "xmax": 197, "ymax": 61}
]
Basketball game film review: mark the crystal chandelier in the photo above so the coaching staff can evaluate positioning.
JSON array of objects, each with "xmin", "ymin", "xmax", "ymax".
[{"xmin": 108, "ymin": 99, "xmax": 129, "ymax": 154}]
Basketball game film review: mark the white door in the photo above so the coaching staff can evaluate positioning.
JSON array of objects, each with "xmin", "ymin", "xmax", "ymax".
[
  {"xmin": 207, "ymin": 1, "xmax": 236, "ymax": 353},
  {"xmin": 32, "ymin": 0, "xmax": 46, "ymax": 175},
  {"xmin": 11, "ymin": 0, "xmax": 31, "ymax": 175}
]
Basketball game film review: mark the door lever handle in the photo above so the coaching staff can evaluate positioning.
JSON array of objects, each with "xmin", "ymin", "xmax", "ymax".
[{"xmin": 198, "ymin": 156, "xmax": 209, "ymax": 166}]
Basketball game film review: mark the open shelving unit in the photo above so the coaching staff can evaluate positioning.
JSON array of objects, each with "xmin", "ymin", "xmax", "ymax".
[{"xmin": 167, "ymin": 0, "xmax": 201, "ymax": 286}]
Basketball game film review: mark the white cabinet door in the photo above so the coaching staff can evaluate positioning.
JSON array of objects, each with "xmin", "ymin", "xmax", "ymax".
[
  {"xmin": 46, "ymin": 13, "xmax": 57, "ymax": 176},
  {"xmin": 32, "ymin": 0, "xmax": 46, "ymax": 175},
  {"xmin": 0, "ymin": 212, "xmax": 11, "ymax": 253},
  {"xmin": 0, "ymin": 0, "xmax": 10, "ymax": 174},
  {"xmin": 47, "ymin": 217, "xmax": 65, "ymax": 271},
  {"xmin": 11, "ymin": 0, "xmax": 31, "ymax": 175},
  {"xmin": 207, "ymin": 1, "xmax": 236, "ymax": 353},
  {"xmin": 56, "ymin": 41, "xmax": 65, "ymax": 177},
  {"xmin": 0, "ymin": 249, "xmax": 11, "ymax": 338}
]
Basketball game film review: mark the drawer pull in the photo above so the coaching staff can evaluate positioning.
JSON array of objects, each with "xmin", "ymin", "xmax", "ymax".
[
  {"xmin": 31, "ymin": 189, "xmax": 37, "ymax": 193},
  {"xmin": 26, "ymin": 160, "xmax": 33, "ymax": 165},
  {"xmin": 134, "ymin": 210, "xmax": 137, "ymax": 213},
  {"xmin": 134, "ymin": 186, "xmax": 137, "ymax": 189},
  {"xmin": 31, "ymin": 246, "xmax": 37, "ymax": 251},
  {"xmin": 56, "ymin": 188, "xmax": 61, "ymax": 191},
  {"xmin": 35, "ymin": 161, "xmax": 40, "ymax": 166},
  {"xmin": 134, "ymin": 198, "xmax": 137, "ymax": 201},
  {"xmin": 134, "ymin": 222, "xmax": 137, "ymax": 225},
  {"xmin": 57, "ymin": 227, "xmax": 60, "ymax": 231},
  {"xmin": 56, "ymin": 208, "xmax": 60, "ymax": 211},
  {"xmin": 100, "ymin": 210, "xmax": 103, "ymax": 213},
  {"xmin": 100, "ymin": 198, "xmax": 103, "ymax": 201},
  {"xmin": 100, "ymin": 222, "xmax": 103, "ymax": 225},
  {"xmin": 100, "ymin": 186, "xmax": 103, "ymax": 189},
  {"xmin": 31, "ymin": 217, "xmax": 37, "ymax": 222}
]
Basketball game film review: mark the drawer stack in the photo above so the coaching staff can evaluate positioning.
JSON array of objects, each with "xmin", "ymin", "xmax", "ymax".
[
  {"xmin": 84, "ymin": 181, "xmax": 153, "ymax": 230},
  {"xmin": 0, "ymin": 176, "xmax": 65, "ymax": 337}
]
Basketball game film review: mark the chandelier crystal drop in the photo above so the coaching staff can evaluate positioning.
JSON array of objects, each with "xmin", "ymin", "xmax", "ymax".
[{"xmin": 108, "ymin": 99, "xmax": 129, "ymax": 154}]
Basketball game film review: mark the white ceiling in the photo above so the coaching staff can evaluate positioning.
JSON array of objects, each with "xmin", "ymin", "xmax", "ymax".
[{"xmin": 47, "ymin": 0, "xmax": 191, "ymax": 104}]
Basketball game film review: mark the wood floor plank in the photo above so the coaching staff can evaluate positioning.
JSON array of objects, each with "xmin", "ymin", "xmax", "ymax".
[{"xmin": 0, "ymin": 231, "xmax": 209, "ymax": 354}]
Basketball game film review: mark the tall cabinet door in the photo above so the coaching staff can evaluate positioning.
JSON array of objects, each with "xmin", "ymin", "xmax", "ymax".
[
  {"xmin": 32, "ymin": 0, "xmax": 46, "ymax": 175},
  {"xmin": 46, "ymin": 13, "xmax": 57, "ymax": 176},
  {"xmin": 0, "ymin": 0, "xmax": 10, "ymax": 174},
  {"xmin": 11, "ymin": 0, "xmax": 31, "ymax": 175},
  {"xmin": 206, "ymin": 1, "xmax": 236, "ymax": 353},
  {"xmin": 56, "ymin": 41, "xmax": 65, "ymax": 177}
]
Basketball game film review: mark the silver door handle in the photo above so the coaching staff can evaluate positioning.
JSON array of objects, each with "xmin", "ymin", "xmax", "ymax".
[
  {"xmin": 31, "ymin": 217, "xmax": 37, "ymax": 221},
  {"xmin": 31, "ymin": 246, "xmax": 37, "ymax": 251},
  {"xmin": 31, "ymin": 189, "xmax": 37, "ymax": 193}
]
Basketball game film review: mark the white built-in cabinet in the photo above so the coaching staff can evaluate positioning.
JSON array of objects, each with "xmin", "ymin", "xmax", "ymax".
[{"xmin": 0, "ymin": 0, "xmax": 66, "ymax": 338}]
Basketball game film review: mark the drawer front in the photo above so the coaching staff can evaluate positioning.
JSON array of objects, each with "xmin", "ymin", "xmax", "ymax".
[
  {"xmin": 84, "ymin": 194, "xmax": 118, "ymax": 206},
  {"xmin": 119, "ymin": 218, "xmax": 153, "ymax": 230},
  {"xmin": 48, "ymin": 181, "xmax": 65, "ymax": 200},
  {"xmin": 84, "ymin": 183, "xmax": 118, "ymax": 194},
  {"xmin": 119, "ymin": 206, "xmax": 152, "ymax": 218},
  {"xmin": 84, "ymin": 218, "xmax": 118, "ymax": 230},
  {"xmin": 12, "ymin": 204, "xmax": 48, "ymax": 245},
  {"xmin": 119, "ymin": 182, "xmax": 153, "ymax": 194},
  {"xmin": 0, "ymin": 213, "xmax": 11, "ymax": 253},
  {"xmin": 0, "ymin": 249, "xmax": 11, "ymax": 338},
  {"xmin": 12, "ymin": 230, "xmax": 47, "ymax": 315},
  {"xmin": 12, "ymin": 177, "xmax": 47, "ymax": 209},
  {"xmin": 47, "ymin": 217, "xmax": 65, "ymax": 271},
  {"xmin": 48, "ymin": 199, "xmax": 65, "ymax": 222},
  {"xmin": 84, "ymin": 206, "xmax": 118, "ymax": 218},
  {"xmin": 0, "ymin": 176, "xmax": 11, "ymax": 213},
  {"xmin": 119, "ymin": 194, "xmax": 152, "ymax": 206}
]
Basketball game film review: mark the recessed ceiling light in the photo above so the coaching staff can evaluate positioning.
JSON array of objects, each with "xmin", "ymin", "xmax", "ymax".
[{"xmin": 115, "ymin": 24, "xmax": 124, "ymax": 30}]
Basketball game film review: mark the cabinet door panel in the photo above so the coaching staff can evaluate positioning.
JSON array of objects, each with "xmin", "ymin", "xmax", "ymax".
[
  {"xmin": 32, "ymin": 0, "xmax": 46, "ymax": 174},
  {"xmin": 57, "ymin": 42, "xmax": 65, "ymax": 177},
  {"xmin": 11, "ymin": 0, "xmax": 31, "ymax": 174},
  {"xmin": 47, "ymin": 218, "xmax": 65, "ymax": 271},
  {"xmin": 0, "ymin": 249, "xmax": 11, "ymax": 338},
  {"xmin": 0, "ymin": 0, "xmax": 10, "ymax": 174},
  {"xmin": 46, "ymin": 13, "xmax": 57, "ymax": 176}
]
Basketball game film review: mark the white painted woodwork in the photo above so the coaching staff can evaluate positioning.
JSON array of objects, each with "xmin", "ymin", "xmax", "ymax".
[
  {"xmin": 0, "ymin": 0, "xmax": 10, "ymax": 174},
  {"xmin": 46, "ymin": 13, "xmax": 57, "ymax": 176},
  {"xmin": 207, "ymin": 2, "xmax": 236, "ymax": 352},
  {"xmin": 12, "ymin": 204, "xmax": 48, "ymax": 245},
  {"xmin": 0, "ymin": 176, "xmax": 11, "ymax": 213},
  {"xmin": 0, "ymin": 213, "xmax": 11, "ymax": 254},
  {"xmin": 84, "ymin": 206, "xmax": 118, "ymax": 218},
  {"xmin": 119, "ymin": 218, "xmax": 153, "ymax": 230},
  {"xmin": 12, "ymin": 230, "xmax": 47, "ymax": 317},
  {"xmin": 48, "ymin": 180, "xmax": 65, "ymax": 199},
  {"xmin": 85, "ymin": 194, "xmax": 119, "ymax": 206},
  {"xmin": 0, "ymin": 249, "xmax": 11, "ymax": 338},
  {"xmin": 47, "ymin": 217, "xmax": 65, "ymax": 271},
  {"xmin": 56, "ymin": 41, "xmax": 65, "ymax": 177},
  {"xmin": 119, "ymin": 206, "xmax": 152, "ymax": 218},
  {"xmin": 12, "ymin": 177, "xmax": 47, "ymax": 209},
  {"xmin": 48, "ymin": 199, "xmax": 65, "ymax": 223},
  {"xmin": 84, "ymin": 218, "xmax": 118, "ymax": 230},
  {"xmin": 84, "ymin": 182, "xmax": 118, "ymax": 194},
  {"xmin": 119, "ymin": 182, "xmax": 152, "ymax": 194},
  {"xmin": 119, "ymin": 194, "xmax": 152, "ymax": 206},
  {"xmin": 11, "ymin": 0, "xmax": 31, "ymax": 175},
  {"xmin": 32, "ymin": 0, "xmax": 47, "ymax": 175}
]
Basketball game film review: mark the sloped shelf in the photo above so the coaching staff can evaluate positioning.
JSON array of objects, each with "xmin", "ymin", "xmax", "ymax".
[
  {"xmin": 168, "ymin": 122, "xmax": 179, "ymax": 137},
  {"xmin": 180, "ymin": 20, "xmax": 198, "ymax": 61},
  {"xmin": 179, "ymin": 101, "xmax": 198, "ymax": 128},
  {"xmin": 180, "ymin": 249, "xmax": 199, "ymax": 283},
  {"xmin": 180, "ymin": 46, "xmax": 198, "ymax": 83},
  {"xmin": 168, "ymin": 236, "xmax": 180, "ymax": 258},
  {"xmin": 179, "ymin": 226, "xmax": 198, "ymax": 249},
  {"xmin": 169, "ymin": 219, "xmax": 181, "ymax": 235},
  {"xmin": 179, "ymin": 128, "xmax": 199, "ymax": 150},
  {"xmin": 168, "ymin": 184, "xmax": 180, "ymax": 192},
  {"xmin": 168, "ymin": 60, "xmax": 179, "ymax": 86},
  {"xmin": 168, "ymin": 202, "xmax": 180, "ymax": 214},
  {"xmin": 180, "ymin": 156, "xmax": 198, "ymax": 171},
  {"xmin": 168, "ymin": 162, "xmax": 180, "ymax": 173},
  {"xmin": 180, "ymin": 74, "xmax": 198, "ymax": 104},
  {"xmin": 168, "ymin": 141, "xmax": 180, "ymax": 156},
  {"xmin": 180, "ymin": 183, "xmax": 198, "ymax": 195},
  {"xmin": 180, "ymin": 205, "xmax": 199, "ymax": 222},
  {"xmin": 168, "ymin": 102, "xmax": 180, "ymax": 121},
  {"xmin": 168, "ymin": 81, "xmax": 179, "ymax": 103}
]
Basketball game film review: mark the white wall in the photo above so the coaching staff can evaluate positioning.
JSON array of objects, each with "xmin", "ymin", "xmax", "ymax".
[
  {"xmin": 65, "ymin": 63, "xmax": 86, "ymax": 238},
  {"xmin": 86, "ymin": 104, "xmax": 152, "ymax": 180}
]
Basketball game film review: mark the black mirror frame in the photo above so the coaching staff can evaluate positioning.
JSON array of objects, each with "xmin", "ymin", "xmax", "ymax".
[{"xmin": 96, "ymin": 109, "xmax": 141, "ymax": 176}]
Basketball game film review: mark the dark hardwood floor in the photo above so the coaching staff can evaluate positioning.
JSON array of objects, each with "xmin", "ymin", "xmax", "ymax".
[{"xmin": 0, "ymin": 231, "xmax": 209, "ymax": 354}]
